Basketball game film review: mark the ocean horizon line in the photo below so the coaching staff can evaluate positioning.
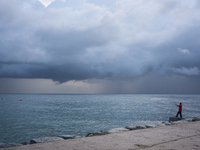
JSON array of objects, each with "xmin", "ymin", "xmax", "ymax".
[{"xmin": 1, "ymin": 93, "xmax": 200, "ymax": 95}]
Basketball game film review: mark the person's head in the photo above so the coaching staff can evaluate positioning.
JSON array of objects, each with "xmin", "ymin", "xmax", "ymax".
[{"xmin": 180, "ymin": 103, "xmax": 182, "ymax": 105}]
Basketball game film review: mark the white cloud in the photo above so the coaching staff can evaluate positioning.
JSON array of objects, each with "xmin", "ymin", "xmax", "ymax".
[
  {"xmin": 38, "ymin": 0, "xmax": 54, "ymax": 7},
  {"xmin": 172, "ymin": 67, "xmax": 200, "ymax": 76},
  {"xmin": 177, "ymin": 48, "xmax": 190, "ymax": 54}
]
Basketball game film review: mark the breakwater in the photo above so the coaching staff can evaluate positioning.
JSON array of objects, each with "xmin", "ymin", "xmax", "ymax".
[{"xmin": 1, "ymin": 116, "xmax": 199, "ymax": 149}]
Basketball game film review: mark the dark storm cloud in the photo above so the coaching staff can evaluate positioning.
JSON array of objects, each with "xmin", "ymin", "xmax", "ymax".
[{"xmin": 1, "ymin": 0, "xmax": 200, "ymax": 85}]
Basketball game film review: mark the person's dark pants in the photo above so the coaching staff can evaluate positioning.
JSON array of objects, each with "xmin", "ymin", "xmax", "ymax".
[{"xmin": 176, "ymin": 111, "xmax": 182, "ymax": 118}]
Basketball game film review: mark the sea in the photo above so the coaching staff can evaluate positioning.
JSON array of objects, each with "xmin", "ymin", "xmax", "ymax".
[{"xmin": 0, "ymin": 94, "xmax": 200, "ymax": 144}]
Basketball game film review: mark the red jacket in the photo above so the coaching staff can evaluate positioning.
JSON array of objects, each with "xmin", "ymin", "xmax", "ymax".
[{"xmin": 177, "ymin": 105, "xmax": 182, "ymax": 111}]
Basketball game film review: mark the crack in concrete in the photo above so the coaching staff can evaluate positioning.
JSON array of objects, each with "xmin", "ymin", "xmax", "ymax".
[{"xmin": 130, "ymin": 134, "xmax": 200, "ymax": 150}]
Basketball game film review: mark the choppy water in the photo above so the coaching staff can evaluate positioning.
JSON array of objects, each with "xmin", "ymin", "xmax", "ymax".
[{"xmin": 0, "ymin": 94, "xmax": 200, "ymax": 144}]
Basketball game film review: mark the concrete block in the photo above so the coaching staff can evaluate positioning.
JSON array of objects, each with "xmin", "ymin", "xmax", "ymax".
[{"xmin": 169, "ymin": 117, "xmax": 184, "ymax": 122}]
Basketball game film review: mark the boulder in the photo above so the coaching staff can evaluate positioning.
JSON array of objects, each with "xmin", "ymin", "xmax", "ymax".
[
  {"xmin": 156, "ymin": 123, "xmax": 166, "ymax": 127},
  {"xmin": 162, "ymin": 121, "xmax": 174, "ymax": 126},
  {"xmin": 108, "ymin": 128, "xmax": 129, "ymax": 133},
  {"xmin": 184, "ymin": 118, "xmax": 193, "ymax": 122},
  {"xmin": 58, "ymin": 135, "xmax": 76, "ymax": 139},
  {"xmin": 136, "ymin": 125, "xmax": 146, "ymax": 129},
  {"xmin": 125, "ymin": 125, "xmax": 137, "ymax": 130},
  {"xmin": 30, "ymin": 137, "xmax": 64, "ymax": 144},
  {"xmin": 174, "ymin": 120, "xmax": 189, "ymax": 124},
  {"xmin": 145, "ymin": 124, "xmax": 157, "ymax": 128},
  {"xmin": 21, "ymin": 141, "xmax": 31, "ymax": 145},
  {"xmin": 85, "ymin": 131, "xmax": 109, "ymax": 137},
  {"xmin": 192, "ymin": 117, "xmax": 200, "ymax": 121},
  {"xmin": 0, "ymin": 143, "xmax": 22, "ymax": 148}
]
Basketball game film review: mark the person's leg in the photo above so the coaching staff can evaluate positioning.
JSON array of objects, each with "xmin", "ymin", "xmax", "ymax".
[
  {"xmin": 176, "ymin": 111, "xmax": 179, "ymax": 117},
  {"xmin": 180, "ymin": 111, "xmax": 182, "ymax": 118}
]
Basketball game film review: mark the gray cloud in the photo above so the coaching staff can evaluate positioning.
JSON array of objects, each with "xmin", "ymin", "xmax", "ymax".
[{"xmin": 0, "ymin": 0, "xmax": 200, "ymax": 93}]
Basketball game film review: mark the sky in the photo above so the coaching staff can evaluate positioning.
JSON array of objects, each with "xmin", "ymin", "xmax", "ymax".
[{"xmin": 0, "ymin": 0, "xmax": 200, "ymax": 94}]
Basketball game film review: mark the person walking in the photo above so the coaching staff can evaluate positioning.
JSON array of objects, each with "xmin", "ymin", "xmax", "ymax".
[{"xmin": 175, "ymin": 103, "xmax": 182, "ymax": 118}]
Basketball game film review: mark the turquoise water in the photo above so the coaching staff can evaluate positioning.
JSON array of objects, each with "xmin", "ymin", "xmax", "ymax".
[{"xmin": 0, "ymin": 94, "xmax": 200, "ymax": 144}]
